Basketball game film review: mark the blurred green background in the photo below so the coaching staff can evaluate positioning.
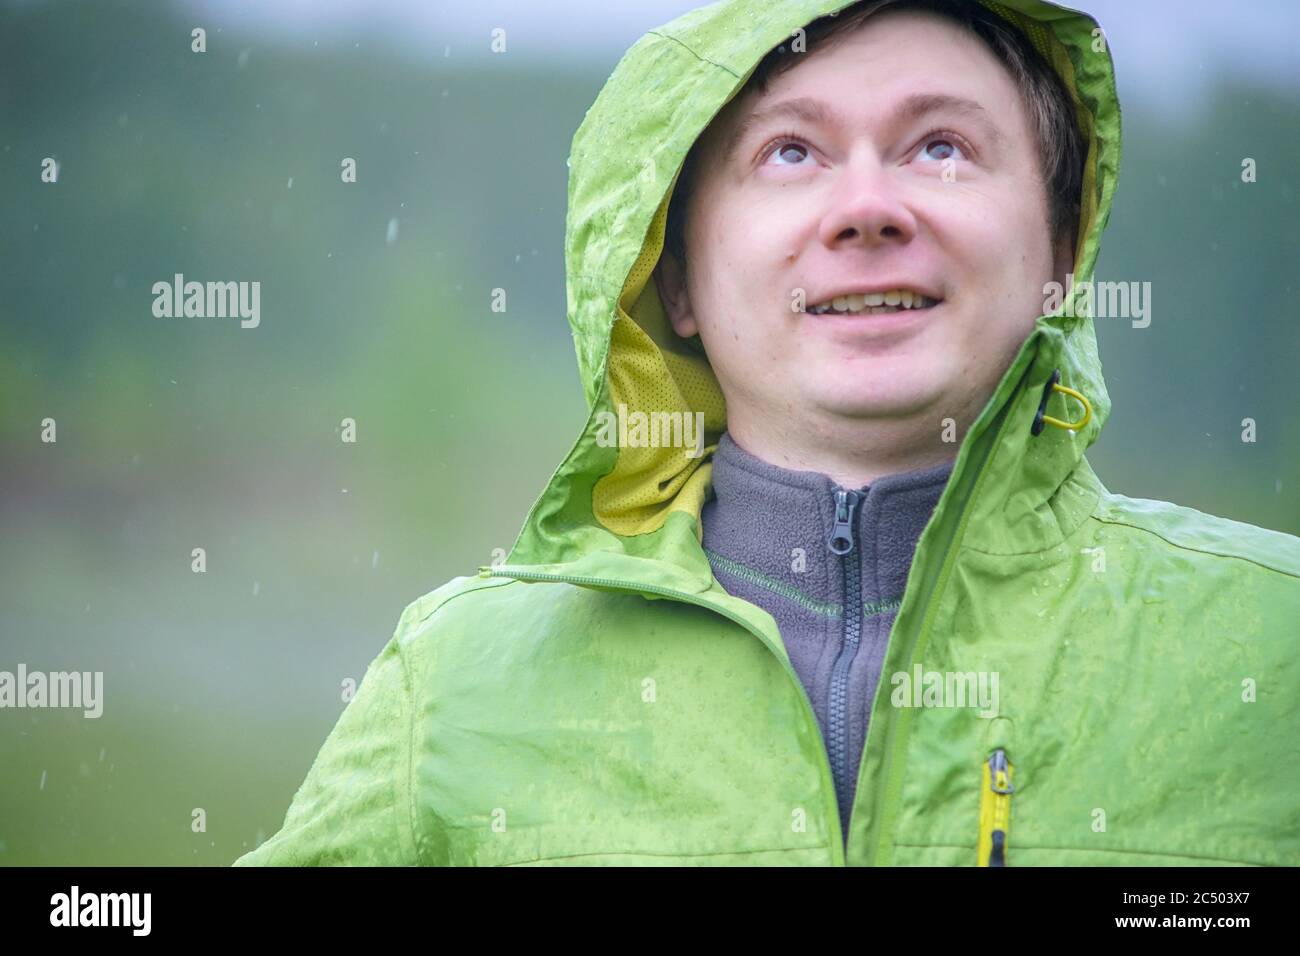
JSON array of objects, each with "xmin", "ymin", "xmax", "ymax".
[{"xmin": 2, "ymin": 0, "xmax": 1297, "ymax": 865}]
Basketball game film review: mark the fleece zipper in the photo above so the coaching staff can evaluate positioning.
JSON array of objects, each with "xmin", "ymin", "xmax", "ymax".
[{"xmin": 826, "ymin": 488, "xmax": 862, "ymax": 841}]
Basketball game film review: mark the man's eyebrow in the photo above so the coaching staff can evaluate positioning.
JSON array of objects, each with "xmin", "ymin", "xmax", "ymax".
[
  {"xmin": 895, "ymin": 93, "xmax": 1004, "ymax": 147},
  {"xmin": 726, "ymin": 96, "xmax": 841, "ymax": 160},
  {"xmin": 726, "ymin": 92, "xmax": 1004, "ymax": 160}
]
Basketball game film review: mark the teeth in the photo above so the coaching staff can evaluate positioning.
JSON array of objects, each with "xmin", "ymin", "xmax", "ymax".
[{"xmin": 807, "ymin": 289, "xmax": 936, "ymax": 315}]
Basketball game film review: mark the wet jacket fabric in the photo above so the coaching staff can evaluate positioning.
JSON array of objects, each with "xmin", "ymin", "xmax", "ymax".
[
  {"xmin": 701, "ymin": 431, "xmax": 953, "ymax": 843},
  {"xmin": 235, "ymin": 0, "xmax": 1300, "ymax": 867}
]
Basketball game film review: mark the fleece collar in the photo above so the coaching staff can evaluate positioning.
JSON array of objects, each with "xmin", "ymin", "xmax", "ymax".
[{"xmin": 702, "ymin": 431, "xmax": 954, "ymax": 616}]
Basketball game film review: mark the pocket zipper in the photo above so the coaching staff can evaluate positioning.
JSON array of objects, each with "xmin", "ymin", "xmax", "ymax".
[{"xmin": 978, "ymin": 748, "xmax": 1014, "ymax": 867}]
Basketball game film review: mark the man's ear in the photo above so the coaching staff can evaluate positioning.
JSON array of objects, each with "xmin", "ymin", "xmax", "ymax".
[{"xmin": 652, "ymin": 248, "xmax": 700, "ymax": 339}]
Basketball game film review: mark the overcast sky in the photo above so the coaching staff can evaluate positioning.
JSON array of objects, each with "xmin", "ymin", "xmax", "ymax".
[{"xmin": 180, "ymin": 0, "xmax": 1300, "ymax": 119}]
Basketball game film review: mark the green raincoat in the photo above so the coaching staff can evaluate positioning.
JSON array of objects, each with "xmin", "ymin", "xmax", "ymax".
[{"xmin": 235, "ymin": 0, "xmax": 1300, "ymax": 867}]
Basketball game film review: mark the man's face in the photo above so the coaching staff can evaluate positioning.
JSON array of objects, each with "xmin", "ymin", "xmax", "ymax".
[{"xmin": 654, "ymin": 10, "xmax": 1074, "ymax": 447}]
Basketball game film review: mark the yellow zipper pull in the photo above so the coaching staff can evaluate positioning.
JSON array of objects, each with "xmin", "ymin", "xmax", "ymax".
[{"xmin": 977, "ymin": 748, "xmax": 1015, "ymax": 867}]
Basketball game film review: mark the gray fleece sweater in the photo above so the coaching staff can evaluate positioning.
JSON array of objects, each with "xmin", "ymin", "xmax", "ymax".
[{"xmin": 700, "ymin": 431, "xmax": 953, "ymax": 846}]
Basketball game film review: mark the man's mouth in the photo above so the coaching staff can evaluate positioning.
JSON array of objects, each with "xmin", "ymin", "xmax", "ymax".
[{"xmin": 806, "ymin": 288, "xmax": 942, "ymax": 315}]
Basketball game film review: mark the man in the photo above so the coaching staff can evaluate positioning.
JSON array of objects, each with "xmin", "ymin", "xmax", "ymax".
[{"xmin": 235, "ymin": 0, "xmax": 1300, "ymax": 867}]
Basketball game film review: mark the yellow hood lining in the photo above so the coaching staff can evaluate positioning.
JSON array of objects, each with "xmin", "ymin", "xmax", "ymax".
[{"xmin": 593, "ymin": 175, "xmax": 726, "ymax": 540}]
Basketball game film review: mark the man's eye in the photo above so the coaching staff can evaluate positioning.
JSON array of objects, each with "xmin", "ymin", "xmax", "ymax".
[
  {"xmin": 915, "ymin": 134, "xmax": 968, "ymax": 163},
  {"xmin": 761, "ymin": 135, "xmax": 812, "ymax": 166}
]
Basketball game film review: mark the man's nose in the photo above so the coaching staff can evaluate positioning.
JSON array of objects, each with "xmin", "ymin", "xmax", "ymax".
[{"xmin": 817, "ymin": 157, "xmax": 918, "ymax": 250}]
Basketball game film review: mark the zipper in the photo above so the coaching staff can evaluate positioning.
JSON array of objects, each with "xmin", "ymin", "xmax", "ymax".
[
  {"xmin": 977, "ymin": 748, "xmax": 1014, "ymax": 866},
  {"xmin": 825, "ymin": 488, "xmax": 862, "ymax": 843},
  {"xmin": 857, "ymin": 375, "xmax": 1020, "ymax": 865},
  {"xmin": 477, "ymin": 564, "xmax": 849, "ymax": 865}
]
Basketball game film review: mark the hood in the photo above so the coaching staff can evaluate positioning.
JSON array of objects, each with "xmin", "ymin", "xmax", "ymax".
[{"xmin": 495, "ymin": 0, "xmax": 1121, "ymax": 591}]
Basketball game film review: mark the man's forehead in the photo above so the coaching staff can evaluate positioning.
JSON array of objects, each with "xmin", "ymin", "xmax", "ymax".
[{"xmin": 703, "ymin": 7, "xmax": 1026, "ymax": 165}]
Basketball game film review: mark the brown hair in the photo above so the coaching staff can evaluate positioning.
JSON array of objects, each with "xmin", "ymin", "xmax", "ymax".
[{"xmin": 663, "ymin": 0, "xmax": 1085, "ymax": 268}]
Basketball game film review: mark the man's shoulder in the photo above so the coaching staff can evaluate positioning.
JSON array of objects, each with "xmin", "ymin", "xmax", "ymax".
[
  {"xmin": 389, "ymin": 568, "xmax": 626, "ymax": 657},
  {"xmin": 390, "ymin": 572, "xmax": 521, "ymax": 647},
  {"xmin": 1091, "ymin": 486, "xmax": 1300, "ymax": 581}
]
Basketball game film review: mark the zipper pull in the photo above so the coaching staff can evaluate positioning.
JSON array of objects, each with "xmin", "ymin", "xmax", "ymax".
[
  {"xmin": 828, "ymin": 489, "xmax": 859, "ymax": 555},
  {"xmin": 978, "ymin": 748, "xmax": 1015, "ymax": 867}
]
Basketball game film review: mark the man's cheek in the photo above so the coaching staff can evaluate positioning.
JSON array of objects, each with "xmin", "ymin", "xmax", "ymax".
[{"xmin": 963, "ymin": 190, "xmax": 1037, "ymax": 246}]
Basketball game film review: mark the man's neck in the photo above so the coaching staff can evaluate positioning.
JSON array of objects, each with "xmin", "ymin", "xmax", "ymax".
[{"xmin": 724, "ymin": 408, "xmax": 962, "ymax": 489}]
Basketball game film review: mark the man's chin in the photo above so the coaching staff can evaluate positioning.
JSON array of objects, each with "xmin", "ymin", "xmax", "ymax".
[{"xmin": 807, "ymin": 381, "xmax": 945, "ymax": 422}]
